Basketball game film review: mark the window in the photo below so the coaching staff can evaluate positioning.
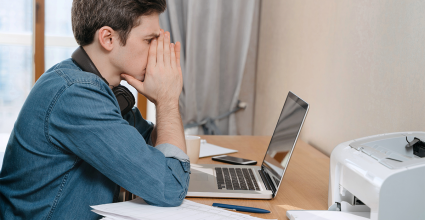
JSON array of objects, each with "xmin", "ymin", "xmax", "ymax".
[
  {"xmin": 0, "ymin": 0, "xmax": 33, "ymax": 134},
  {"xmin": 0, "ymin": 1, "xmax": 148, "ymax": 137}
]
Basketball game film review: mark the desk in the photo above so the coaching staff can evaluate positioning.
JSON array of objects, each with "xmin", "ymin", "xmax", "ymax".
[{"xmin": 187, "ymin": 135, "xmax": 330, "ymax": 220}]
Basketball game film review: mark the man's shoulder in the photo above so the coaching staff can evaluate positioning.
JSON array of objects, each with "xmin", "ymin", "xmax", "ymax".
[{"xmin": 42, "ymin": 58, "xmax": 108, "ymax": 91}]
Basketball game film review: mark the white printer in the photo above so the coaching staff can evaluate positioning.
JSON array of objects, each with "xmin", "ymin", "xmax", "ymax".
[{"xmin": 287, "ymin": 132, "xmax": 425, "ymax": 220}]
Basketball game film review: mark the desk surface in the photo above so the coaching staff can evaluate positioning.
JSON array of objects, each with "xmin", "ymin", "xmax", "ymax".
[{"xmin": 187, "ymin": 135, "xmax": 330, "ymax": 220}]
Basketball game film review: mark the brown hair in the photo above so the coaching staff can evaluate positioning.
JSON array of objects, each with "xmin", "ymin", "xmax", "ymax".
[{"xmin": 72, "ymin": 0, "xmax": 166, "ymax": 46}]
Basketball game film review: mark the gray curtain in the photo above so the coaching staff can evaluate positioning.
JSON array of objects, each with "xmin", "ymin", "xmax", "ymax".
[{"xmin": 160, "ymin": 0, "xmax": 260, "ymax": 135}]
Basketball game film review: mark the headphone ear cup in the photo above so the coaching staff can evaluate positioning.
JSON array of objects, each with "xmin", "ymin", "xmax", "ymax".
[{"xmin": 112, "ymin": 85, "xmax": 135, "ymax": 116}]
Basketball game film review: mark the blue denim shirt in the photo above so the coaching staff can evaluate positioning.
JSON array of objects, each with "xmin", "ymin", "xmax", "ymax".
[{"xmin": 0, "ymin": 59, "xmax": 190, "ymax": 220}]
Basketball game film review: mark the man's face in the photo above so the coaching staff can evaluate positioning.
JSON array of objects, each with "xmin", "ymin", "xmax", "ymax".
[{"xmin": 112, "ymin": 13, "xmax": 160, "ymax": 82}]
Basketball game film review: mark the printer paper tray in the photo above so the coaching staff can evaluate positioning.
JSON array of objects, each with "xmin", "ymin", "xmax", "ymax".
[{"xmin": 287, "ymin": 210, "xmax": 369, "ymax": 220}]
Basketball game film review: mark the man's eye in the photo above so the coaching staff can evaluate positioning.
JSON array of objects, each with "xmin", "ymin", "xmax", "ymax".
[{"xmin": 146, "ymin": 39, "xmax": 154, "ymax": 44}]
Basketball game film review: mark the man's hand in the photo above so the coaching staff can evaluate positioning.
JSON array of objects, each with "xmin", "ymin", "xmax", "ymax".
[
  {"xmin": 122, "ymin": 29, "xmax": 183, "ymax": 107},
  {"xmin": 122, "ymin": 29, "xmax": 186, "ymax": 154}
]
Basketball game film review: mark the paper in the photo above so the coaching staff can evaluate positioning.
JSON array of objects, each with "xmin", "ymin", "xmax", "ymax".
[
  {"xmin": 286, "ymin": 210, "xmax": 369, "ymax": 220},
  {"xmin": 199, "ymin": 140, "xmax": 238, "ymax": 158},
  {"xmin": 92, "ymin": 197, "xmax": 271, "ymax": 220}
]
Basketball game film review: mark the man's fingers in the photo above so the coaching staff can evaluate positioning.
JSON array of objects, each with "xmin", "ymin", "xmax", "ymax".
[
  {"xmin": 175, "ymin": 42, "xmax": 182, "ymax": 71},
  {"xmin": 170, "ymin": 43, "xmax": 176, "ymax": 69},
  {"xmin": 121, "ymin": 74, "xmax": 145, "ymax": 94},
  {"xmin": 157, "ymin": 30, "xmax": 164, "ymax": 64},
  {"xmin": 163, "ymin": 32, "xmax": 171, "ymax": 67},
  {"xmin": 147, "ymin": 38, "xmax": 157, "ymax": 69}
]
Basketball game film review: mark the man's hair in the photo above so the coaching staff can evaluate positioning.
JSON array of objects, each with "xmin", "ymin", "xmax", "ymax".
[{"xmin": 72, "ymin": 0, "xmax": 166, "ymax": 46}]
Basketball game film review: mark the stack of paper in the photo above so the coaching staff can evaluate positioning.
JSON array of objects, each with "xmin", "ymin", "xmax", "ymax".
[
  {"xmin": 91, "ymin": 198, "xmax": 272, "ymax": 220},
  {"xmin": 287, "ymin": 210, "xmax": 369, "ymax": 220},
  {"xmin": 199, "ymin": 140, "xmax": 238, "ymax": 158}
]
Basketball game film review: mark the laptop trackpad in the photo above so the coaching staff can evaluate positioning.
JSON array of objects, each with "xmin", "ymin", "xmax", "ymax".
[{"xmin": 192, "ymin": 173, "xmax": 209, "ymax": 181}]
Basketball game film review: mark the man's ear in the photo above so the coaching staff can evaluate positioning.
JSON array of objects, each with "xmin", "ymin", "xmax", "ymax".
[{"xmin": 98, "ymin": 26, "xmax": 116, "ymax": 51}]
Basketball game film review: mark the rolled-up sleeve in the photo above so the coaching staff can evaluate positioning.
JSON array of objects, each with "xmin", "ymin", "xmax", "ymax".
[{"xmin": 47, "ymin": 82, "xmax": 190, "ymax": 207}]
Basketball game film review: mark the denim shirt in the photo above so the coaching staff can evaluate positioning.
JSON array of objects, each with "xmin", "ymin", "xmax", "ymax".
[{"xmin": 0, "ymin": 59, "xmax": 190, "ymax": 220}]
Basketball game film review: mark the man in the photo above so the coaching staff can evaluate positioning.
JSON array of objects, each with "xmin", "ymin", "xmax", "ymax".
[{"xmin": 0, "ymin": 0, "xmax": 190, "ymax": 219}]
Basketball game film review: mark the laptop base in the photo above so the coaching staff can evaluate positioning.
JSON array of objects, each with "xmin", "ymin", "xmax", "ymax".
[{"xmin": 187, "ymin": 164, "xmax": 273, "ymax": 199}]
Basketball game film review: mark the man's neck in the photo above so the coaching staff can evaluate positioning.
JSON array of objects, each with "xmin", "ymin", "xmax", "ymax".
[{"xmin": 82, "ymin": 44, "xmax": 121, "ymax": 87}]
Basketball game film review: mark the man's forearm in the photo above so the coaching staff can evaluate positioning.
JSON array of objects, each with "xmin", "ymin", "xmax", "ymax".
[{"xmin": 154, "ymin": 102, "xmax": 186, "ymax": 153}]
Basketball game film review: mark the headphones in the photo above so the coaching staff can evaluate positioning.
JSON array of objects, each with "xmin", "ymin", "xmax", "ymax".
[{"xmin": 71, "ymin": 46, "xmax": 135, "ymax": 116}]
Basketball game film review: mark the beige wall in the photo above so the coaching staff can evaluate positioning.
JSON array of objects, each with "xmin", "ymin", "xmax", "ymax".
[{"xmin": 255, "ymin": 0, "xmax": 425, "ymax": 155}]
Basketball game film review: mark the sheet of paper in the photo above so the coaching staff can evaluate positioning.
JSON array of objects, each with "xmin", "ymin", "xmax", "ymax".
[
  {"xmin": 92, "ymin": 197, "xmax": 271, "ymax": 220},
  {"xmin": 287, "ymin": 210, "xmax": 369, "ymax": 220},
  {"xmin": 199, "ymin": 140, "xmax": 238, "ymax": 158}
]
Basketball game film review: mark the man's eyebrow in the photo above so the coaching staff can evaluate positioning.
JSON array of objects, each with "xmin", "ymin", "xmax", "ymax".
[{"xmin": 145, "ymin": 33, "xmax": 160, "ymax": 38}]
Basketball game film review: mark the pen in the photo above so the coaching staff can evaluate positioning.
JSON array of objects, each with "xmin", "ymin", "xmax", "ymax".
[{"xmin": 212, "ymin": 203, "xmax": 271, "ymax": 213}]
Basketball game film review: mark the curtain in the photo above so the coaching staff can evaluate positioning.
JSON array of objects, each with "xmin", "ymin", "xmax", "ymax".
[{"xmin": 160, "ymin": 0, "xmax": 260, "ymax": 135}]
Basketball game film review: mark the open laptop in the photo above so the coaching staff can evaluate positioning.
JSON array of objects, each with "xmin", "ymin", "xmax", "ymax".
[{"xmin": 187, "ymin": 91, "xmax": 309, "ymax": 199}]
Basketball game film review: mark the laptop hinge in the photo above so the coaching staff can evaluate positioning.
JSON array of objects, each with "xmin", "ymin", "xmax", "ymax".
[{"xmin": 259, "ymin": 167, "xmax": 276, "ymax": 197}]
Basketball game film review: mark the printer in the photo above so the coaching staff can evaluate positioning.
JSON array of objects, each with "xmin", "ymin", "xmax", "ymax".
[{"xmin": 287, "ymin": 132, "xmax": 425, "ymax": 220}]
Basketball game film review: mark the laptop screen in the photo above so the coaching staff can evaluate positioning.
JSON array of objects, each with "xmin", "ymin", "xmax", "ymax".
[{"xmin": 261, "ymin": 91, "xmax": 309, "ymax": 196}]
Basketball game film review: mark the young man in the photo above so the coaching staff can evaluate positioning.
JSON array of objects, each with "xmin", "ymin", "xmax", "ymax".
[{"xmin": 0, "ymin": 0, "xmax": 190, "ymax": 219}]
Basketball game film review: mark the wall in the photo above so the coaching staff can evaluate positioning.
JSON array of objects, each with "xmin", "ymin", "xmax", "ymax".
[{"xmin": 255, "ymin": 0, "xmax": 425, "ymax": 155}]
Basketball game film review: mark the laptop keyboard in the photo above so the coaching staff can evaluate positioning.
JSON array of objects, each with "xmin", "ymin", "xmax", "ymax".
[{"xmin": 215, "ymin": 167, "xmax": 260, "ymax": 191}]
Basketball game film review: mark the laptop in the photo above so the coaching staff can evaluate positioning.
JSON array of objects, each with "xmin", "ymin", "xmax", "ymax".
[{"xmin": 187, "ymin": 91, "xmax": 309, "ymax": 199}]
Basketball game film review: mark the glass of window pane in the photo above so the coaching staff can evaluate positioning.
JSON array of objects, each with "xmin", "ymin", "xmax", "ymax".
[
  {"xmin": 45, "ymin": 0, "xmax": 76, "ymax": 70},
  {"xmin": 0, "ymin": 0, "xmax": 33, "ymax": 134}
]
